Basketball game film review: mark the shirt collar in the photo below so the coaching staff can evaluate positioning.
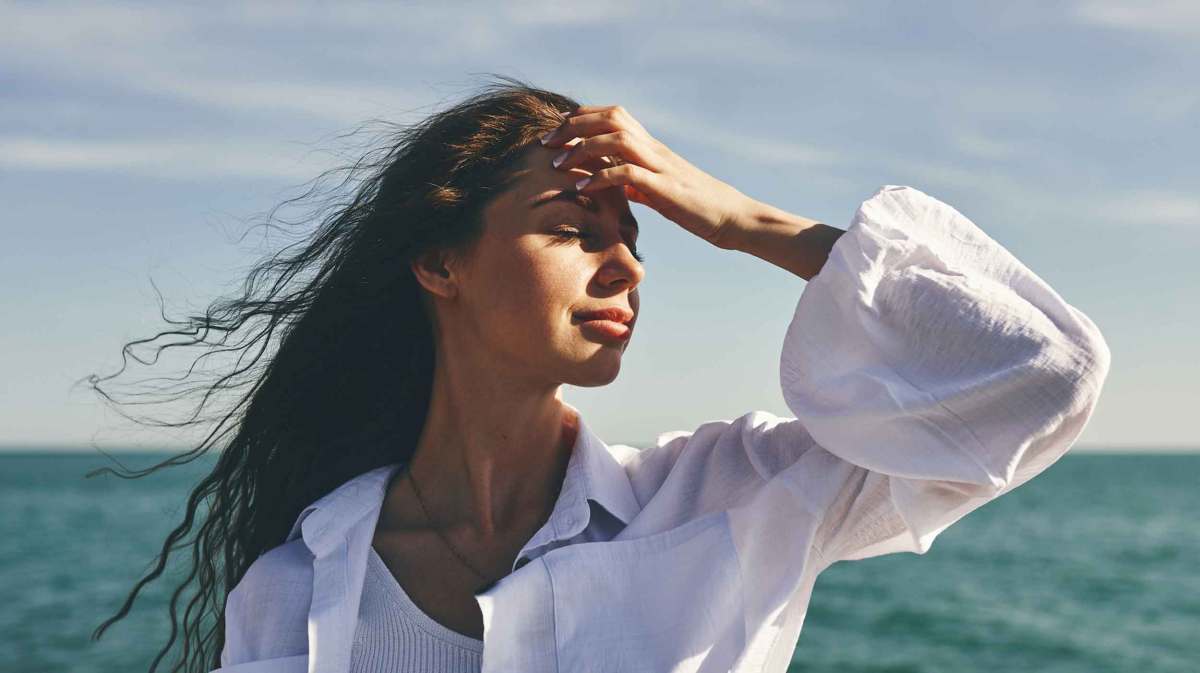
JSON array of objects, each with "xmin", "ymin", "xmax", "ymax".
[
  {"xmin": 285, "ymin": 400, "xmax": 641, "ymax": 559},
  {"xmin": 516, "ymin": 401, "xmax": 641, "ymax": 557},
  {"xmin": 285, "ymin": 462, "xmax": 399, "ymax": 557}
]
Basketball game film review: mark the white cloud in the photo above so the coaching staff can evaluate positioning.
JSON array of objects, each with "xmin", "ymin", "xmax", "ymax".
[
  {"xmin": 632, "ymin": 104, "xmax": 845, "ymax": 168},
  {"xmin": 1071, "ymin": 0, "xmax": 1200, "ymax": 39},
  {"xmin": 1093, "ymin": 189, "xmax": 1200, "ymax": 229},
  {"xmin": 153, "ymin": 80, "xmax": 432, "ymax": 126},
  {"xmin": 226, "ymin": 1, "xmax": 642, "ymax": 29},
  {"xmin": 863, "ymin": 151, "xmax": 1200, "ymax": 234},
  {"xmin": 0, "ymin": 136, "xmax": 335, "ymax": 181},
  {"xmin": 0, "ymin": 4, "xmax": 520, "ymax": 125},
  {"xmin": 2, "ymin": 2, "xmax": 1193, "ymax": 228}
]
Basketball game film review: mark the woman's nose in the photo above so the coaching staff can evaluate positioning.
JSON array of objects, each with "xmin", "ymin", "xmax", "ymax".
[{"xmin": 599, "ymin": 242, "xmax": 644, "ymax": 289}]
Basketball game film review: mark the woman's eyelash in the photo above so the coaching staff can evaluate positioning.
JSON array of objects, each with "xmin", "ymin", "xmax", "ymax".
[{"xmin": 555, "ymin": 228, "xmax": 645, "ymax": 263}]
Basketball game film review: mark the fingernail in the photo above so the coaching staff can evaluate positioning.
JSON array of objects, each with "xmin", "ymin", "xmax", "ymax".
[
  {"xmin": 552, "ymin": 149, "xmax": 569, "ymax": 168},
  {"xmin": 540, "ymin": 130, "xmax": 556, "ymax": 145},
  {"xmin": 575, "ymin": 177, "xmax": 590, "ymax": 191}
]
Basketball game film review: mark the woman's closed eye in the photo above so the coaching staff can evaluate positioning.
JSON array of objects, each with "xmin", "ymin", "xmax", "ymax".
[{"xmin": 554, "ymin": 226, "xmax": 645, "ymax": 263}]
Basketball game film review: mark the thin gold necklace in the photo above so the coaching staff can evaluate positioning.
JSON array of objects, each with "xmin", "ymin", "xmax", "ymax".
[
  {"xmin": 403, "ymin": 415, "xmax": 576, "ymax": 592},
  {"xmin": 405, "ymin": 463, "xmax": 499, "ymax": 592}
]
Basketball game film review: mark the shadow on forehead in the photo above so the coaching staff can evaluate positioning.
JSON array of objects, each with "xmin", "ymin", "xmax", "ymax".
[{"xmin": 492, "ymin": 144, "xmax": 626, "ymax": 206}]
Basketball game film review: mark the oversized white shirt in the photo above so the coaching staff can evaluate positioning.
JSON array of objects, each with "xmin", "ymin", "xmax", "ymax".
[{"xmin": 214, "ymin": 185, "xmax": 1111, "ymax": 673}]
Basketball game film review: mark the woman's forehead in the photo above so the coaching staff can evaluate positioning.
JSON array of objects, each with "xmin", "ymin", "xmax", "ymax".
[{"xmin": 506, "ymin": 144, "xmax": 627, "ymax": 211}]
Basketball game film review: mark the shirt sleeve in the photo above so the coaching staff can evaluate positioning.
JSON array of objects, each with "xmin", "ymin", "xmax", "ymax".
[{"xmin": 766, "ymin": 184, "xmax": 1111, "ymax": 568}]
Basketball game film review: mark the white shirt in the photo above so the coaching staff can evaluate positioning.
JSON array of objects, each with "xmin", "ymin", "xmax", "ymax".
[{"xmin": 214, "ymin": 185, "xmax": 1112, "ymax": 673}]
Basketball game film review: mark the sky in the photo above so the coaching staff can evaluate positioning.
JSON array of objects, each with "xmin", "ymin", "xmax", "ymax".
[{"xmin": 2, "ymin": 1, "xmax": 1196, "ymax": 452}]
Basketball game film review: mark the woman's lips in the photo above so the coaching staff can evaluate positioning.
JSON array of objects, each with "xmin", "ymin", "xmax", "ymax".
[
  {"xmin": 573, "ymin": 307, "xmax": 634, "ymax": 323},
  {"xmin": 577, "ymin": 318, "xmax": 632, "ymax": 340}
]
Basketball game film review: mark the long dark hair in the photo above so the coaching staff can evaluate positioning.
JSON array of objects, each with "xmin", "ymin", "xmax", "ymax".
[{"xmin": 82, "ymin": 75, "xmax": 581, "ymax": 673}]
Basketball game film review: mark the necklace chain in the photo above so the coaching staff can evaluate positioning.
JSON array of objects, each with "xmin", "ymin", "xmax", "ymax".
[
  {"xmin": 405, "ymin": 463, "xmax": 499, "ymax": 591},
  {"xmin": 402, "ymin": 414, "xmax": 576, "ymax": 592}
]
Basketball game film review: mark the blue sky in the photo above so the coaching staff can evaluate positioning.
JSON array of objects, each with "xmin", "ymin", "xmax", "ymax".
[{"xmin": 2, "ymin": 2, "xmax": 1196, "ymax": 451}]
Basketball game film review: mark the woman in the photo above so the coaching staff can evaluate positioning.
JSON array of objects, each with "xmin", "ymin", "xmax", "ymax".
[{"xmin": 90, "ymin": 78, "xmax": 1110, "ymax": 673}]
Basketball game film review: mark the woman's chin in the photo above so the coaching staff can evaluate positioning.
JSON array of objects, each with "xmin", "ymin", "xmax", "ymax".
[{"xmin": 565, "ymin": 354, "xmax": 623, "ymax": 387}]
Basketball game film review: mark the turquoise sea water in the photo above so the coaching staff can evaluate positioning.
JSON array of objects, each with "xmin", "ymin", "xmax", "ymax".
[{"xmin": 1, "ymin": 451, "xmax": 1196, "ymax": 672}]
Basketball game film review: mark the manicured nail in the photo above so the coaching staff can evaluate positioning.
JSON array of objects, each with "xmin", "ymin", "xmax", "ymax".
[
  {"xmin": 540, "ymin": 130, "xmax": 556, "ymax": 145},
  {"xmin": 552, "ymin": 149, "xmax": 569, "ymax": 168},
  {"xmin": 575, "ymin": 177, "xmax": 591, "ymax": 190}
]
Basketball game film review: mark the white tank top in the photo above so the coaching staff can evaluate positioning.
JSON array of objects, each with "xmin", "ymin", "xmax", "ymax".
[{"xmin": 349, "ymin": 545, "xmax": 484, "ymax": 672}]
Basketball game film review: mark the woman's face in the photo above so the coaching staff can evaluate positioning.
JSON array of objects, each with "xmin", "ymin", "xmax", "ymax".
[{"xmin": 431, "ymin": 141, "xmax": 644, "ymax": 389}]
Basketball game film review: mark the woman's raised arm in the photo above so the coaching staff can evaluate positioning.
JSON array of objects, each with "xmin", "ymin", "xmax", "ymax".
[{"xmin": 546, "ymin": 106, "xmax": 1110, "ymax": 568}]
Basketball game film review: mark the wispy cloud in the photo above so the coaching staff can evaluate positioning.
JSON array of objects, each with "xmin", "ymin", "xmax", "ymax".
[
  {"xmin": 863, "ymin": 150, "xmax": 1200, "ymax": 234},
  {"xmin": 0, "ymin": 2, "xmax": 646, "ymax": 127},
  {"xmin": 1071, "ymin": 0, "xmax": 1200, "ymax": 39},
  {"xmin": 0, "ymin": 136, "xmax": 334, "ymax": 180},
  {"xmin": 638, "ymin": 106, "xmax": 845, "ymax": 168},
  {"xmin": 1, "ymin": 2, "xmax": 1192, "ymax": 225},
  {"xmin": 1092, "ymin": 189, "xmax": 1200, "ymax": 229}
]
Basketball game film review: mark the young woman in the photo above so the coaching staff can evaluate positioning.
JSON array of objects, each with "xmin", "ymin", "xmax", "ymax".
[{"xmin": 91, "ymin": 78, "xmax": 1111, "ymax": 673}]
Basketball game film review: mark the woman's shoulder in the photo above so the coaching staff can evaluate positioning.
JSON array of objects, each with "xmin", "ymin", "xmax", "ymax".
[
  {"xmin": 224, "ymin": 539, "xmax": 312, "ymax": 662},
  {"xmin": 239, "ymin": 538, "xmax": 314, "ymax": 595},
  {"xmin": 608, "ymin": 410, "xmax": 818, "ymax": 519}
]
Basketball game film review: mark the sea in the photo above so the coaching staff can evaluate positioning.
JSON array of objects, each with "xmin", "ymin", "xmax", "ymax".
[{"xmin": 1, "ymin": 451, "xmax": 1196, "ymax": 672}]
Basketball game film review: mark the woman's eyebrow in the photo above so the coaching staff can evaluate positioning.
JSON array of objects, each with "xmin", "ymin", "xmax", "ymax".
[
  {"xmin": 530, "ymin": 189, "xmax": 599, "ymax": 212},
  {"xmin": 530, "ymin": 190, "xmax": 639, "ymax": 231}
]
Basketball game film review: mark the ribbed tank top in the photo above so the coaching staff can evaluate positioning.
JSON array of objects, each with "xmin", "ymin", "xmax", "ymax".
[{"xmin": 349, "ymin": 545, "xmax": 484, "ymax": 672}]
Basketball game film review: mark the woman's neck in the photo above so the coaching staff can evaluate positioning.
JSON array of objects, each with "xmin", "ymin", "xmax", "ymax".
[{"xmin": 393, "ymin": 363, "xmax": 578, "ymax": 540}]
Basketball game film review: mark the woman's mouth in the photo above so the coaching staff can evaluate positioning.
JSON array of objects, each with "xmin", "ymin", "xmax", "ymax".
[
  {"xmin": 576, "ymin": 318, "xmax": 632, "ymax": 341},
  {"xmin": 572, "ymin": 308, "xmax": 634, "ymax": 342}
]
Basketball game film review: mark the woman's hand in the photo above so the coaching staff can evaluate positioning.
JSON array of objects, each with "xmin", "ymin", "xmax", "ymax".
[{"xmin": 540, "ymin": 104, "xmax": 758, "ymax": 250}]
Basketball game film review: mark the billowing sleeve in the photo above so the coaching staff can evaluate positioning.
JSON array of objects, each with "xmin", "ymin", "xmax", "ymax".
[{"xmin": 772, "ymin": 184, "xmax": 1111, "ymax": 568}]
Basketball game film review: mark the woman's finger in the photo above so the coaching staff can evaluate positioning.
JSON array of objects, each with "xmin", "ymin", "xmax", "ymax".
[
  {"xmin": 566, "ymin": 104, "xmax": 615, "ymax": 116},
  {"xmin": 540, "ymin": 111, "xmax": 619, "ymax": 147},
  {"xmin": 543, "ymin": 103, "xmax": 756, "ymax": 251},
  {"xmin": 541, "ymin": 104, "xmax": 650, "ymax": 148},
  {"xmin": 566, "ymin": 104, "xmax": 642, "ymax": 128},
  {"xmin": 551, "ymin": 130, "xmax": 665, "ymax": 174},
  {"xmin": 578, "ymin": 162, "xmax": 729, "ymax": 248},
  {"xmin": 575, "ymin": 163, "xmax": 666, "ymax": 203},
  {"xmin": 624, "ymin": 183, "xmax": 652, "ymax": 206}
]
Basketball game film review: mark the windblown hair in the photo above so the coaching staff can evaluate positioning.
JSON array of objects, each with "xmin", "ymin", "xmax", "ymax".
[{"xmin": 82, "ymin": 75, "xmax": 580, "ymax": 673}]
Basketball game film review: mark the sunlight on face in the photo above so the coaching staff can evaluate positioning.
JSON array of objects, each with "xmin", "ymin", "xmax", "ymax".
[{"xmin": 451, "ymin": 141, "xmax": 644, "ymax": 388}]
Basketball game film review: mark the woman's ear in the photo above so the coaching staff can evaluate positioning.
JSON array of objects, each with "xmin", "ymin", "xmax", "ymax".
[{"xmin": 410, "ymin": 248, "xmax": 459, "ymax": 301}]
